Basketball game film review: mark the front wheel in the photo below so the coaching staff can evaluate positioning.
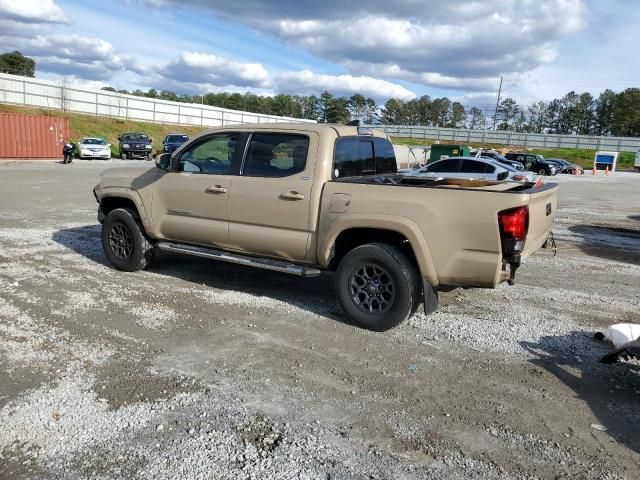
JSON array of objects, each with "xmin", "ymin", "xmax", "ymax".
[
  {"xmin": 121, "ymin": 153, "xmax": 127, "ymax": 160},
  {"xmin": 101, "ymin": 208, "xmax": 154, "ymax": 271},
  {"xmin": 147, "ymin": 152, "xmax": 153, "ymax": 161},
  {"xmin": 335, "ymin": 243, "xmax": 421, "ymax": 331},
  {"xmin": 538, "ymin": 169, "xmax": 546, "ymax": 176}
]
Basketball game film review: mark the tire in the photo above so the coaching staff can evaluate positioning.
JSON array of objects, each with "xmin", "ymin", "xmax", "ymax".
[
  {"xmin": 538, "ymin": 169, "xmax": 546, "ymax": 176},
  {"xmin": 121, "ymin": 153, "xmax": 127, "ymax": 160},
  {"xmin": 335, "ymin": 242, "xmax": 420, "ymax": 331},
  {"xmin": 147, "ymin": 153, "xmax": 153, "ymax": 161},
  {"xmin": 101, "ymin": 208, "xmax": 154, "ymax": 272}
]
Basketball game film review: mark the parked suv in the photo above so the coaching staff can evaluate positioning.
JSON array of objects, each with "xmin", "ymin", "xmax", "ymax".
[
  {"xmin": 162, "ymin": 134, "xmax": 189, "ymax": 155},
  {"xmin": 118, "ymin": 133, "xmax": 153, "ymax": 160},
  {"xmin": 505, "ymin": 153, "xmax": 558, "ymax": 175}
]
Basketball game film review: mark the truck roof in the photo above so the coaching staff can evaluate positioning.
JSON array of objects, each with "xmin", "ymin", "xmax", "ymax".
[{"xmin": 196, "ymin": 123, "xmax": 390, "ymax": 139}]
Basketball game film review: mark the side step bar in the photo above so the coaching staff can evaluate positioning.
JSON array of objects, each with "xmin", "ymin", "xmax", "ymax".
[{"xmin": 156, "ymin": 242, "xmax": 322, "ymax": 277}]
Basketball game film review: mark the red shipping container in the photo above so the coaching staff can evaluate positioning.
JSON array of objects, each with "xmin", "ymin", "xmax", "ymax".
[{"xmin": 0, "ymin": 113, "xmax": 70, "ymax": 159}]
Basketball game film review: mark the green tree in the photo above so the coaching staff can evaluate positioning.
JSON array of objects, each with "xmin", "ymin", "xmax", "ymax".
[
  {"xmin": 612, "ymin": 88, "xmax": 640, "ymax": 136},
  {"xmin": 527, "ymin": 102, "xmax": 547, "ymax": 133},
  {"xmin": 326, "ymin": 96, "xmax": 350, "ymax": 123},
  {"xmin": 594, "ymin": 89, "xmax": 616, "ymax": 136},
  {"xmin": 0, "ymin": 51, "xmax": 36, "ymax": 77},
  {"xmin": 449, "ymin": 102, "xmax": 466, "ymax": 128},
  {"xmin": 348, "ymin": 94, "xmax": 367, "ymax": 121},
  {"xmin": 496, "ymin": 98, "xmax": 519, "ymax": 130},
  {"xmin": 430, "ymin": 98, "xmax": 451, "ymax": 127},
  {"xmin": 467, "ymin": 107, "xmax": 486, "ymax": 129},
  {"xmin": 381, "ymin": 99, "xmax": 406, "ymax": 124}
]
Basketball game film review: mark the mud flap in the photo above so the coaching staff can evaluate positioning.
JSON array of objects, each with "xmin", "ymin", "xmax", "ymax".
[{"xmin": 423, "ymin": 279, "xmax": 439, "ymax": 315}]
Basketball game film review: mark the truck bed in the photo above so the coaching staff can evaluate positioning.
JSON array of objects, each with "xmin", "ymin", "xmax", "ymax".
[{"xmin": 319, "ymin": 176, "xmax": 558, "ymax": 288}]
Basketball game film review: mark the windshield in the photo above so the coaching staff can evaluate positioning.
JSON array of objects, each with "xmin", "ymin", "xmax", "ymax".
[
  {"xmin": 81, "ymin": 138, "xmax": 106, "ymax": 145},
  {"xmin": 166, "ymin": 135, "xmax": 189, "ymax": 143},
  {"xmin": 122, "ymin": 134, "xmax": 149, "ymax": 141}
]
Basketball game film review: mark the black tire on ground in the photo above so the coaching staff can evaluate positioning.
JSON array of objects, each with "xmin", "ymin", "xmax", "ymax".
[
  {"xmin": 147, "ymin": 153, "xmax": 153, "ymax": 161},
  {"xmin": 121, "ymin": 153, "xmax": 127, "ymax": 160},
  {"xmin": 101, "ymin": 208, "xmax": 154, "ymax": 272},
  {"xmin": 335, "ymin": 242, "xmax": 421, "ymax": 331},
  {"xmin": 538, "ymin": 169, "xmax": 546, "ymax": 176}
]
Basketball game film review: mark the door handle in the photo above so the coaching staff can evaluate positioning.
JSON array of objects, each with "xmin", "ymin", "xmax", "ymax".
[
  {"xmin": 279, "ymin": 191, "xmax": 305, "ymax": 201},
  {"xmin": 205, "ymin": 185, "xmax": 228, "ymax": 194}
]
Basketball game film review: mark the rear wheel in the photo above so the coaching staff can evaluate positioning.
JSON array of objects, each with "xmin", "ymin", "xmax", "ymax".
[
  {"xmin": 102, "ymin": 208, "xmax": 154, "ymax": 271},
  {"xmin": 336, "ymin": 242, "xmax": 420, "ymax": 331},
  {"xmin": 538, "ymin": 169, "xmax": 546, "ymax": 175}
]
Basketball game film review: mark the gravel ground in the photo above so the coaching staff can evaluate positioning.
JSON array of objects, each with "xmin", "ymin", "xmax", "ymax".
[{"xmin": 0, "ymin": 160, "xmax": 639, "ymax": 479}]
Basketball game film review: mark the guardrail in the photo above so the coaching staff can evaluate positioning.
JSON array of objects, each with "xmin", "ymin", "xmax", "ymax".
[
  {"xmin": 0, "ymin": 73, "xmax": 315, "ymax": 127},
  {"xmin": 374, "ymin": 125, "xmax": 640, "ymax": 153}
]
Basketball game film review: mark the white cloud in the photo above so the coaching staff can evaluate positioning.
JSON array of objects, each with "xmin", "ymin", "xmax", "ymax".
[
  {"xmin": 157, "ymin": 52, "xmax": 270, "ymax": 89},
  {"xmin": 0, "ymin": 33, "xmax": 141, "ymax": 80},
  {"xmin": 0, "ymin": 0, "xmax": 68, "ymax": 24},
  {"xmin": 145, "ymin": 0, "xmax": 587, "ymax": 90},
  {"xmin": 273, "ymin": 70, "xmax": 416, "ymax": 101}
]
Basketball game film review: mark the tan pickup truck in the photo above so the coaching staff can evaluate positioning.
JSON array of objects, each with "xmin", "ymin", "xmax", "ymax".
[{"xmin": 94, "ymin": 123, "xmax": 558, "ymax": 331}]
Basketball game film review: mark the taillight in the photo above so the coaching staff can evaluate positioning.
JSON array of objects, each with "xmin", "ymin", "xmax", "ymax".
[
  {"xmin": 498, "ymin": 206, "xmax": 529, "ymax": 241},
  {"xmin": 498, "ymin": 205, "xmax": 529, "ymax": 285}
]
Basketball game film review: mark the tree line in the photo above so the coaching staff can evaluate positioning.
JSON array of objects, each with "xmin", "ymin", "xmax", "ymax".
[
  {"xmin": 104, "ymin": 86, "xmax": 640, "ymax": 137},
  {"xmin": 2, "ymin": 49, "xmax": 639, "ymax": 137}
]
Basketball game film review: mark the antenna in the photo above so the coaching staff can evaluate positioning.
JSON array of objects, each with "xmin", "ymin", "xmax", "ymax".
[{"xmin": 493, "ymin": 76, "xmax": 503, "ymax": 131}]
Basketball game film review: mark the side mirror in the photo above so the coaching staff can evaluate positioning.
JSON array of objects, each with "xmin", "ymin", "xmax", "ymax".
[
  {"xmin": 117, "ymin": 136, "xmax": 121, "ymax": 141},
  {"xmin": 149, "ymin": 138, "xmax": 153, "ymax": 144},
  {"xmin": 155, "ymin": 153, "xmax": 171, "ymax": 171}
]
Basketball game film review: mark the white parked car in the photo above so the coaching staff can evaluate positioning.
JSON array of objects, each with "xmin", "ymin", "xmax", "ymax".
[
  {"xmin": 400, "ymin": 157, "xmax": 536, "ymax": 182},
  {"xmin": 78, "ymin": 137, "xmax": 112, "ymax": 160}
]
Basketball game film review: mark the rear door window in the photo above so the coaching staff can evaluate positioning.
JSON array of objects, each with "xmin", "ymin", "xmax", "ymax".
[
  {"xmin": 460, "ymin": 160, "xmax": 488, "ymax": 173},
  {"xmin": 426, "ymin": 159, "xmax": 460, "ymax": 173},
  {"xmin": 333, "ymin": 137, "xmax": 397, "ymax": 178},
  {"xmin": 242, "ymin": 133, "xmax": 309, "ymax": 177}
]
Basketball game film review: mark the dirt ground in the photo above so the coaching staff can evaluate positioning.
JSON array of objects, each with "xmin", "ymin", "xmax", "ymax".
[{"xmin": 0, "ymin": 159, "xmax": 639, "ymax": 480}]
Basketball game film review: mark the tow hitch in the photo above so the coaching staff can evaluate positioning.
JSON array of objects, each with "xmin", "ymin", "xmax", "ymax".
[
  {"xmin": 505, "ymin": 255, "xmax": 521, "ymax": 286},
  {"xmin": 542, "ymin": 231, "xmax": 557, "ymax": 256}
]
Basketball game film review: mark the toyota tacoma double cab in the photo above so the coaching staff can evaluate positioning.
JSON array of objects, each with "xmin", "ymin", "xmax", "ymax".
[{"xmin": 94, "ymin": 123, "xmax": 558, "ymax": 331}]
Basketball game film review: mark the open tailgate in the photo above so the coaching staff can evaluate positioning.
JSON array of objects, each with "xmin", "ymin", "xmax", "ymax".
[{"xmin": 523, "ymin": 183, "xmax": 558, "ymax": 257}]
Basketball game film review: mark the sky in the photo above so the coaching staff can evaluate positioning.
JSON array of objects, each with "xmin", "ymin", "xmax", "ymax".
[{"xmin": 1, "ymin": 0, "xmax": 639, "ymax": 113}]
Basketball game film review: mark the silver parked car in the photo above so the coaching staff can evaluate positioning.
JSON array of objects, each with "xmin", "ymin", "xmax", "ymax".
[
  {"xmin": 400, "ymin": 157, "xmax": 536, "ymax": 182},
  {"xmin": 78, "ymin": 137, "xmax": 112, "ymax": 160}
]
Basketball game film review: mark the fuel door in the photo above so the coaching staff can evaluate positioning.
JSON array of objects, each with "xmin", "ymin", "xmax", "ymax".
[{"xmin": 329, "ymin": 193, "xmax": 351, "ymax": 213}]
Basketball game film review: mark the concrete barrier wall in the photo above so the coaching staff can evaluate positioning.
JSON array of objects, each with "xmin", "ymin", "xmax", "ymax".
[{"xmin": 0, "ymin": 73, "xmax": 315, "ymax": 127}]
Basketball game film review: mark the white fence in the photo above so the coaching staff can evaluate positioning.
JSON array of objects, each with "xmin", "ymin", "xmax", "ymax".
[
  {"xmin": 0, "ymin": 73, "xmax": 314, "ymax": 127},
  {"xmin": 375, "ymin": 125, "xmax": 640, "ymax": 153}
]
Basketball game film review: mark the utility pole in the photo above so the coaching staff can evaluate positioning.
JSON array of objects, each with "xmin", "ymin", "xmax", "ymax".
[{"xmin": 493, "ymin": 76, "xmax": 503, "ymax": 131}]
